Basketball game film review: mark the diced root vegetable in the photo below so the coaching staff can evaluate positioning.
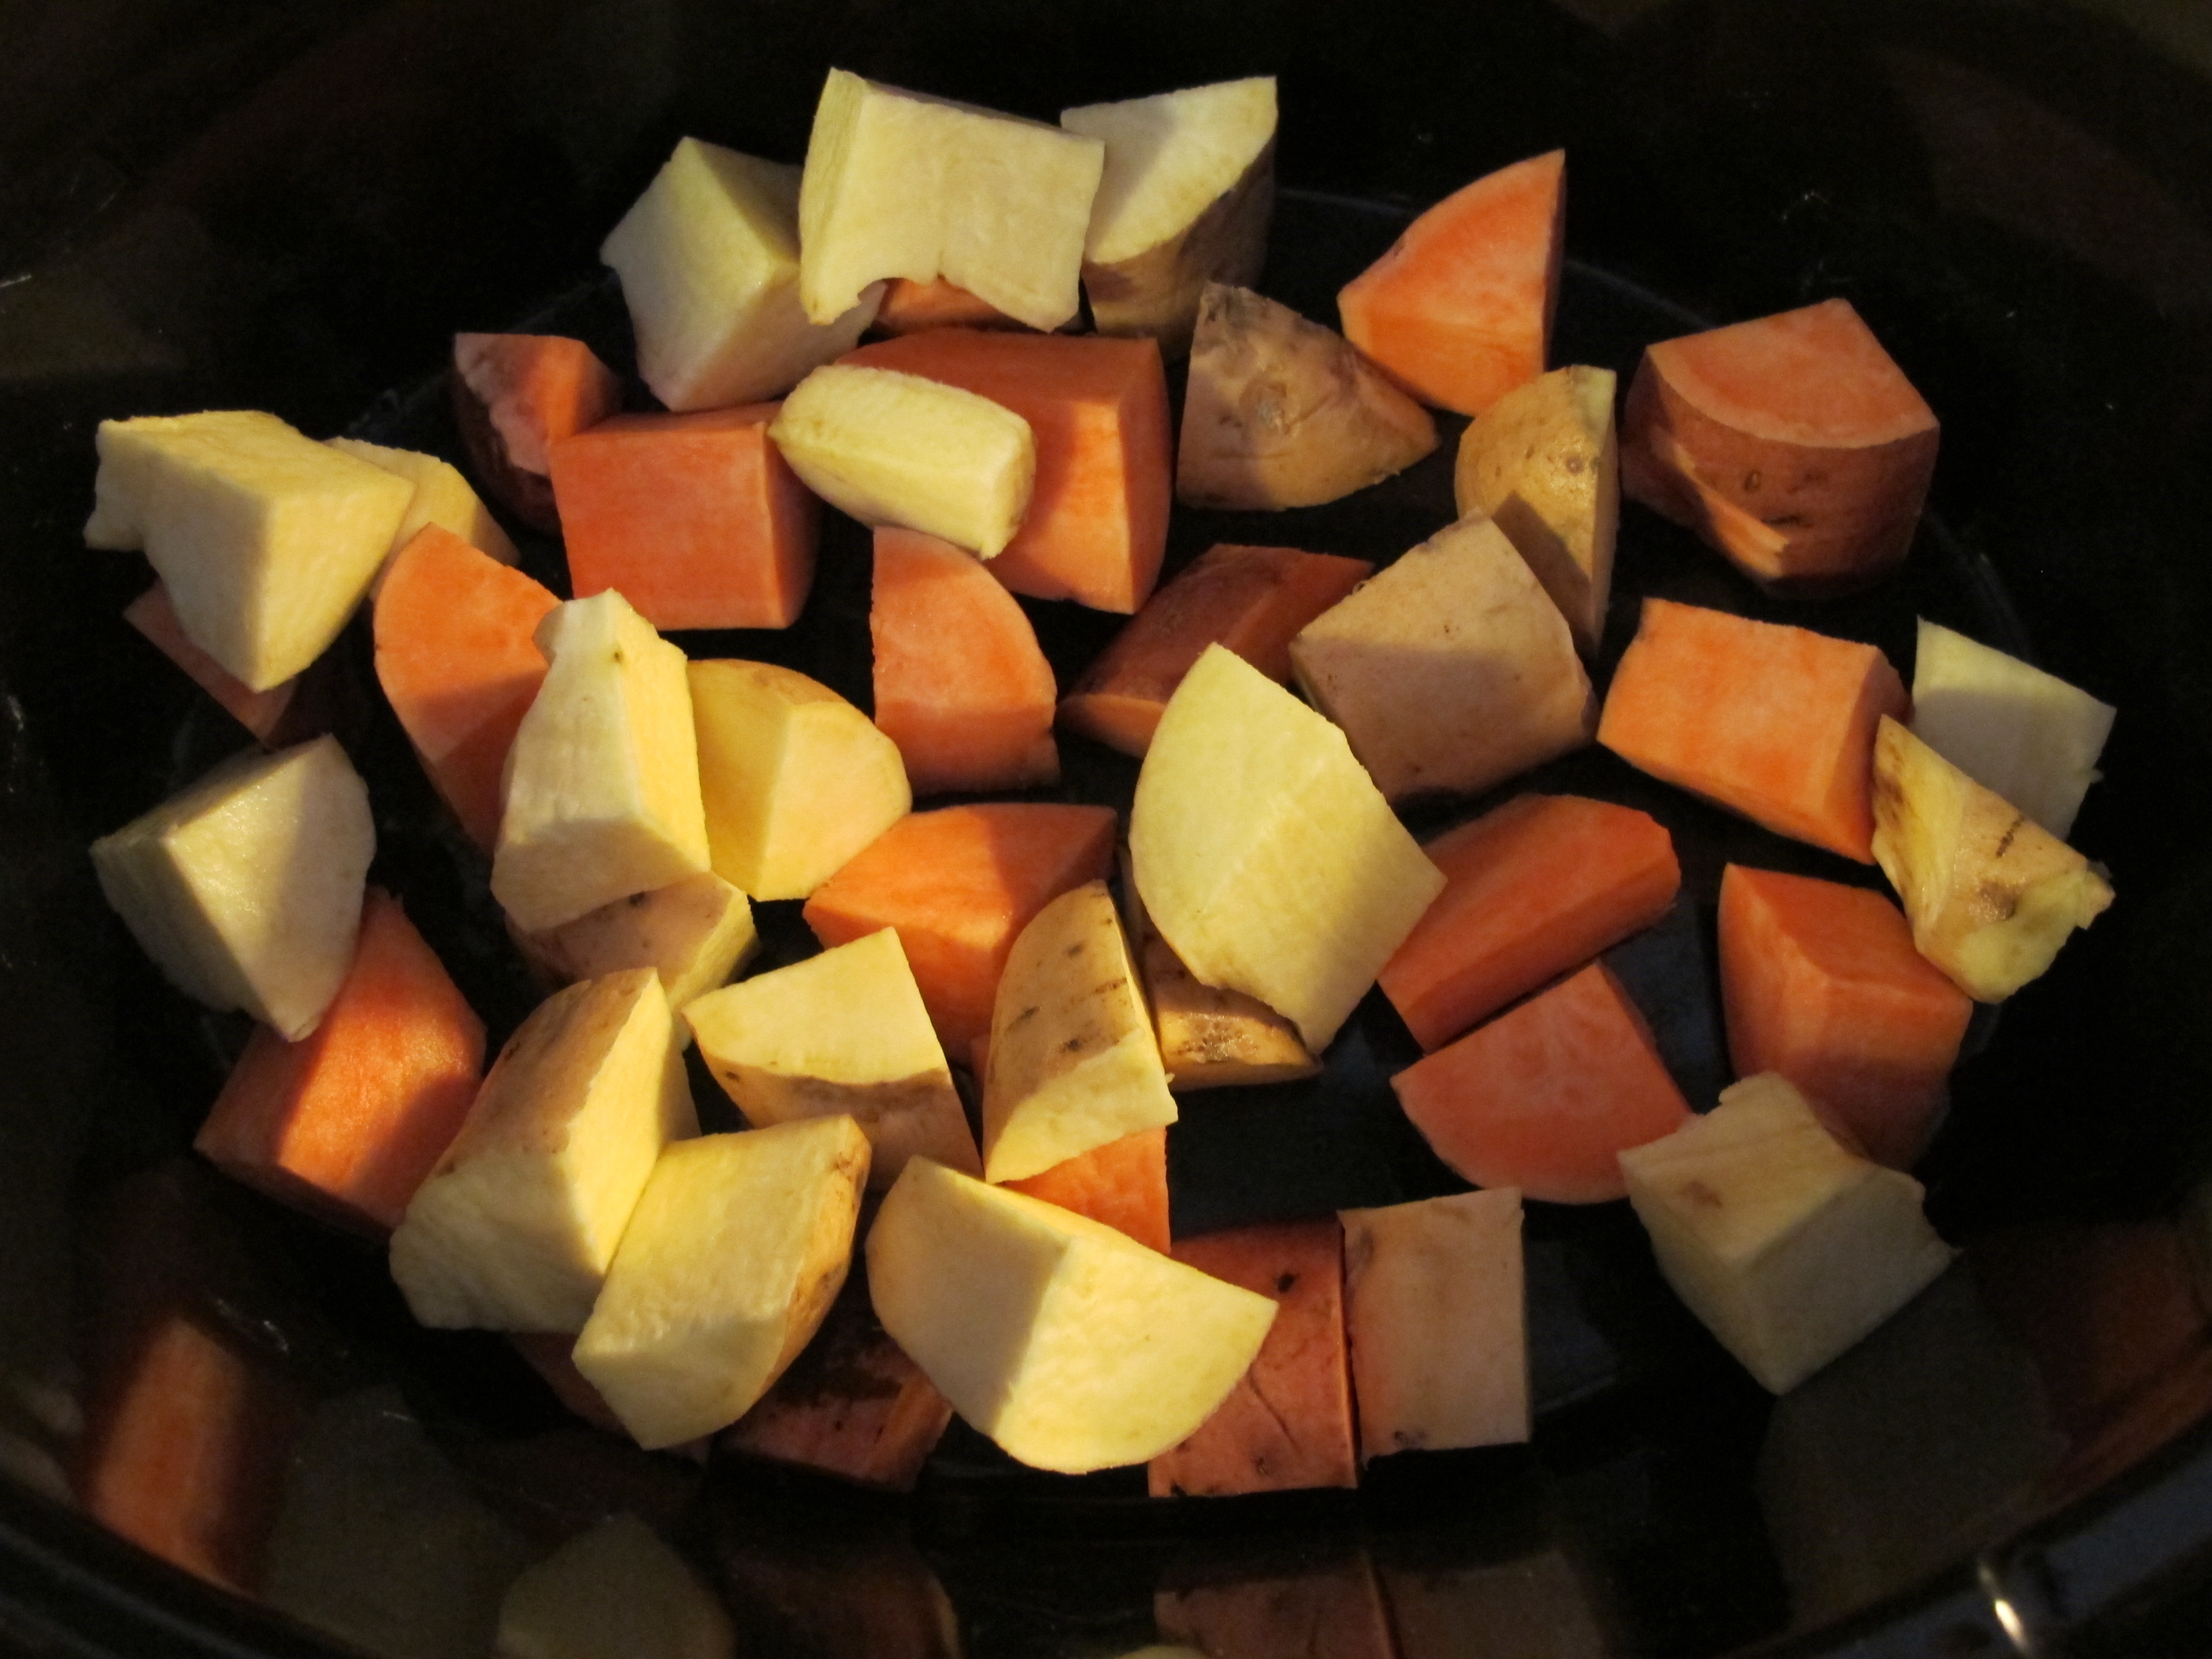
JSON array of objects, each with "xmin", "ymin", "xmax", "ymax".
[
  {"xmin": 1289, "ymin": 513, "xmax": 1596, "ymax": 803},
  {"xmin": 325, "ymin": 435, "xmax": 520, "ymax": 589},
  {"xmin": 1148, "ymin": 1218, "xmax": 1358, "ymax": 1497},
  {"xmin": 1381, "ymin": 793, "xmax": 1680, "ymax": 1051},
  {"xmin": 451, "ymin": 333, "xmax": 622, "ymax": 534},
  {"xmin": 1718, "ymin": 865, "xmax": 1972, "ymax": 1171},
  {"xmin": 873, "ymin": 277, "xmax": 1028, "ymax": 335},
  {"xmin": 1392, "ymin": 962, "xmax": 1693, "ymax": 1205},
  {"xmin": 843, "ymin": 329, "xmax": 1172, "ymax": 613},
  {"xmin": 1620, "ymin": 298, "xmax": 1939, "ymax": 594},
  {"xmin": 1597, "ymin": 597, "xmax": 1909, "ymax": 863},
  {"xmin": 372, "ymin": 525, "xmax": 560, "ymax": 852},
  {"xmin": 1177, "ymin": 284, "xmax": 1437, "ymax": 511},
  {"xmin": 195, "ymin": 889, "xmax": 486, "ymax": 1234},
  {"xmin": 1060, "ymin": 543, "xmax": 1372, "ymax": 758},
  {"xmin": 518, "ymin": 871, "xmax": 758, "ymax": 1027},
  {"xmin": 551, "ymin": 405, "xmax": 818, "ymax": 631},
  {"xmin": 802, "ymin": 802, "xmax": 1118, "ymax": 1057},
  {"xmin": 1003, "ymin": 1126, "xmax": 1171, "ymax": 1254},
  {"xmin": 124, "ymin": 581, "xmax": 300, "ymax": 745},
  {"xmin": 1337, "ymin": 150, "xmax": 1564, "ymax": 417},
  {"xmin": 870, "ymin": 526, "xmax": 1059, "ymax": 795}
]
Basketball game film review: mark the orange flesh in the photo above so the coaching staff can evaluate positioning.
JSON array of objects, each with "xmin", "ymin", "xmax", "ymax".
[
  {"xmin": 1647, "ymin": 298, "xmax": 1937, "ymax": 451},
  {"xmin": 1003, "ymin": 1127, "xmax": 1170, "ymax": 1254},
  {"xmin": 1337, "ymin": 149, "xmax": 1564, "ymax": 416},
  {"xmin": 372, "ymin": 524, "xmax": 560, "ymax": 850},
  {"xmin": 874, "ymin": 277, "xmax": 1027, "ymax": 335},
  {"xmin": 1597, "ymin": 598, "xmax": 1909, "ymax": 862},
  {"xmin": 452, "ymin": 332, "xmax": 622, "ymax": 475},
  {"xmin": 1059, "ymin": 543, "xmax": 1373, "ymax": 756},
  {"xmin": 195, "ymin": 889, "xmax": 487, "ymax": 1233},
  {"xmin": 802, "ymin": 802, "xmax": 1118, "ymax": 1056},
  {"xmin": 124, "ymin": 582, "xmax": 297, "ymax": 742},
  {"xmin": 1148, "ymin": 1218, "xmax": 1359, "ymax": 1497},
  {"xmin": 549, "ymin": 404, "xmax": 816, "ymax": 630},
  {"xmin": 1379, "ymin": 793, "xmax": 1680, "ymax": 1051},
  {"xmin": 843, "ymin": 329, "xmax": 1172, "ymax": 612},
  {"xmin": 1718, "ymin": 863, "xmax": 1972, "ymax": 1170},
  {"xmin": 870, "ymin": 526, "xmax": 1060, "ymax": 795},
  {"xmin": 1392, "ymin": 961, "xmax": 1692, "ymax": 1205}
]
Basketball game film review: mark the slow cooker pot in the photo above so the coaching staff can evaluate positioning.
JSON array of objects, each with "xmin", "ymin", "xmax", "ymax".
[{"xmin": 5, "ymin": 2, "xmax": 2212, "ymax": 1655}]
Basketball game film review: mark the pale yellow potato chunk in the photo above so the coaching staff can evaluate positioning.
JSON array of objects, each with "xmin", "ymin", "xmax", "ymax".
[
  {"xmin": 769, "ymin": 364, "xmax": 1035, "ymax": 559},
  {"xmin": 518, "ymin": 871, "xmax": 757, "ymax": 1022},
  {"xmin": 1909, "ymin": 618, "xmax": 2116, "ymax": 841},
  {"xmin": 1130, "ymin": 643, "xmax": 1444, "ymax": 1052},
  {"xmin": 688, "ymin": 659, "xmax": 910, "ymax": 902},
  {"xmin": 84, "ymin": 410, "xmax": 412, "ymax": 690},
  {"xmin": 1453, "ymin": 364, "xmax": 1620, "ymax": 655},
  {"xmin": 684, "ymin": 928, "xmax": 979, "ymax": 1188},
  {"xmin": 325, "ymin": 436, "xmax": 518, "ymax": 589},
  {"xmin": 602, "ymin": 138, "xmax": 882, "ymax": 413},
  {"xmin": 1118, "ymin": 845, "xmax": 1318, "ymax": 1091},
  {"xmin": 492, "ymin": 592, "xmax": 712, "ymax": 934},
  {"xmin": 799, "ymin": 69, "xmax": 1104, "ymax": 332},
  {"xmin": 573, "ymin": 1116, "xmax": 870, "ymax": 1449},
  {"xmin": 866, "ymin": 1159, "xmax": 1277, "ymax": 1473},
  {"xmin": 982, "ymin": 880, "xmax": 1177, "ymax": 1182},
  {"xmin": 90, "ymin": 735, "xmax": 374, "ymax": 1039},
  {"xmin": 1871, "ymin": 716, "xmax": 2114, "ymax": 1002},
  {"xmin": 1341, "ymin": 1188, "xmax": 1529, "ymax": 1461},
  {"xmin": 390, "ymin": 968, "xmax": 698, "ymax": 1332},
  {"xmin": 1620, "ymin": 1073, "xmax": 1956, "ymax": 1394},
  {"xmin": 1290, "ymin": 512, "xmax": 1597, "ymax": 802},
  {"xmin": 1061, "ymin": 77, "xmax": 1277, "ymax": 354},
  {"xmin": 496, "ymin": 1513, "xmax": 733, "ymax": 1659}
]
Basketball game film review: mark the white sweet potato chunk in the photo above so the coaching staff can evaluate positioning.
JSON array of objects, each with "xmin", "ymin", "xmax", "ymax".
[
  {"xmin": 1869, "ymin": 717, "xmax": 2114, "ymax": 1002},
  {"xmin": 1453, "ymin": 364, "xmax": 1618, "ymax": 655},
  {"xmin": 324, "ymin": 437, "xmax": 518, "ymax": 591},
  {"xmin": 1176, "ymin": 284, "xmax": 1436, "ymax": 511},
  {"xmin": 496, "ymin": 1513, "xmax": 734, "ymax": 1659},
  {"xmin": 518, "ymin": 871, "xmax": 757, "ymax": 1022},
  {"xmin": 1289, "ymin": 513, "xmax": 1596, "ymax": 802}
]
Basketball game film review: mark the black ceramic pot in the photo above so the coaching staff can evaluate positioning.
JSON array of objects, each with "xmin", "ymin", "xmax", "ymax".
[{"xmin": 5, "ymin": 4, "xmax": 2212, "ymax": 1657}]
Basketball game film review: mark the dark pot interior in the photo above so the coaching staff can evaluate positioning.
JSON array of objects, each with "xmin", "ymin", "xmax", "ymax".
[{"xmin": 5, "ymin": 3, "xmax": 2212, "ymax": 1657}]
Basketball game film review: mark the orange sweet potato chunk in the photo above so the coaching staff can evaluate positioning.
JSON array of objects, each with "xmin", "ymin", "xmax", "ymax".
[
  {"xmin": 452, "ymin": 332, "xmax": 622, "ymax": 533},
  {"xmin": 372, "ymin": 525, "xmax": 561, "ymax": 850},
  {"xmin": 843, "ymin": 329, "xmax": 1172, "ymax": 612},
  {"xmin": 1148, "ymin": 1218, "xmax": 1358, "ymax": 1498},
  {"xmin": 802, "ymin": 802, "xmax": 1118, "ymax": 1056},
  {"xmin": 1622, "ymin": 298, "xmax": 1939, "ymax": 594},
  {"xmin": 1337, "ymin": 150, "xmax": 1565, "ymax": 417},
  {"xmin": 871, "ymin": 526, "xmax": 1059, "ymax": 796},
  {"xmin": 1718, "ymin": 863, "xmax": 1972, "ymax": 1170},
  {"xmin": 1379, "ymin": 793, "xmax": 1680, "ymax": 1052},
  {"xmin": 1003, "ymin": 1127, "xmax": 1170, "ymax": 1254},
  {"xmin": 1597, "ymin": 598, "xmax": 1909, "ymax": 862},
  {"xmin": 873, "ymin": 277, "xmax": 1029, "ymax": 335},
  {"xmin": 1060, "ymin": 543, "xmax": 1373, "ymax": 757},
  {"xmin": 549, "ymin": 404, "xmax": 817, "ymax": 630},
  {"xmin": 1392, "ymin": 961, "xmax": 1692, "ymax": 1205},
  {"xmin": 195, "ymin": 889, "xmax": 487, "ymax": 1234}
]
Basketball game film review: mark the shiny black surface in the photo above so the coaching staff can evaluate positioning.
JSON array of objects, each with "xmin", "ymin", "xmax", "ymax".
[{"xmin": 4, "ymin": 4, "xmax": 2212, "ymax": 1657}]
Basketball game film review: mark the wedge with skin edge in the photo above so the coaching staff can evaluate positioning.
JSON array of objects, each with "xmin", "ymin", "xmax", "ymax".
[
  {"xmin": 687, "ymin": 659, "xmax": 911, "ymax": 902},
  {"xmin": 85, "ymin": 410, "xmax": 414, "ymax": 691},
  {"xmin": 1618, "ymin": 1073, "xmax": 1956, "ymax": 1393},
  {"xmin": 603, "ymin": 137, "xmax": 882, "ymax": 413},
  {"xmin": 1119, "ymin": 843, "xmax": 1318, "ymax": 1091},
  {"xmin": 866, "ymin": 1159, "xmax": 1278, "ymax": 1473},
  {"xmin": 389, "ymin": 968, "xmax": 699, "ymax": 1332},
  {"xmin": 1453, "ymin": 364, "xmax": 1618, "ymax": 655},
  {"xmin": 685, "ymin": 928, "xmax": 979, "ymax": 1187},
  {"xmin": 982, "ymin": 880, "xmax": 1177, "ymax": 1182},
  {"xmin": 1178, "ymin": 284, "xmax": 1436, "ymax": 511},
  {"xmin": 770, "ymin": 364, "xmax": 1035, "ymax": 559},
  {"xmin": 1131, "ymin": 644, "xmax": 1444, "ymax": 1052},
  {"xmin": 1061, "ymin": 78, "xmax": 1277, "ymax": 355},
  {"xmin": 517, "ymin": 872, "xmax": 757, "ymax": 1022},
  {"xmin": 799, "ymin": 69, "xmax": 1104, "ymax": 332},
  {"xmin": 492, "ymin": 591, "xmax": 712, "ymax": 935},
  {"xmin": 90, "ymin": 735, "xmax": 374, "ymax": 1041},
  {"xmin": 1909, "ymin": 618, "xmax": 2115, "ymax": 842},
  {"xmin": 1869, "ymin": 717, "xmax": 2114, "ymax": 1002},
  {"xmin": 573, "ymin": 1117, "xmax": 870, "ymax": 1449}
]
